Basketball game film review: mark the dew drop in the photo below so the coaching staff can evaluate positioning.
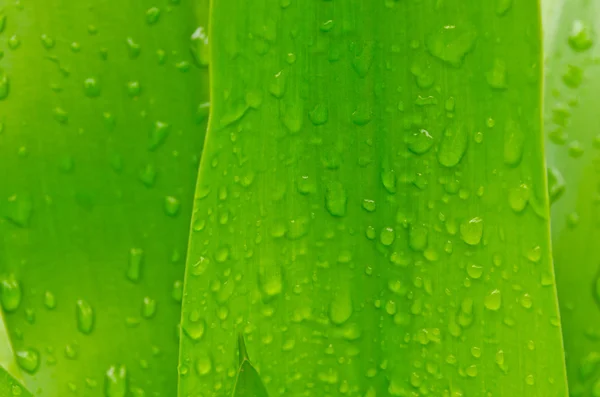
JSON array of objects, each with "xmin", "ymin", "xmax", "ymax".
[
  {"xmin": 105, "ymin": 365, "xmax": 128, "ymax": 397},
  {"xmin": 1, "ymin": 275, "xmax": 22, "ymax": 312},
  {"xmin": 329, "ymin": 287, "xmax": 353, "ymax": 325},
  {"xmin": 16, "ymin": 348, "xmax": 40, "ymax": 374},
  {"xmin": 0, "ymin": 70, "xmax": 9, "ymax": 100},
  {"xmin": 164, "ymin": 196, "xmax": 180, "ymax": 217},
  {"xmin": 44, "ymin": 291, "xmax": 56, "ymax": 309},
  {"xmin": 568, "ymin": 20, "xmax": 594, "ymax": 51},
  {"xmin": 126, "ymin": 37, "xmax": 141, "ymax": 58},
  {"xmin": 325, "ymin": 181, "xmax": 347, "ymax": 217},
  {"xmin": 380, "ymin": 227, "xmax": 395, "ymax": 246},
  {"xmin": 127, "ymin": 248, "xmax": 144, "ymax": 282},
  {"xmin": 76, "ymin": 299, "xmax": 94, "ymax": 334},
  {"xmin": 146, "ymin": 7, "xmax": 161, "ymax": 25},
  {"xmin": 426, "ymin": 24, "xmax": 477, "ymax": 67},
  {"xmin": 407, "ymin": 129, "xmax": 434, "ymax": 154},
  {"xmin": 484, "ymin": 289, "xmax": 502, "ymax": 311},
  {"xmin": 438, "ymin": 126, "xmax": 468, "ymax": 167},
  {"xmin": 182, "ymin": 310, "xmax": 206, "ymax": 341},
  {"xmin": 190, "ymin": 26, "xmax": 209, "ymax": 67},
  {"xmin": 309, "ymin": 104, "xmax": 328, "ymax": 125},
  {"xmin": 460, "ymin": 217, "xmax": 483, "ymax": 246},
  {"xmin": 148, "ymin": 121, "xmax": 170, "ymax": 150}
]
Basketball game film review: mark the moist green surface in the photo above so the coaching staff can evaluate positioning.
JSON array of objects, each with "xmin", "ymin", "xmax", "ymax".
[
  {"xmin": 0, "ymin": 1, "xmax": 208, "ymax": 395},
  {"xmin": 179, "ymin": 0, "xmax": 568, "ymax": 396},
  {"xmin": 543, "ymin": 0, "xmax": 600, "ymax": 395}
]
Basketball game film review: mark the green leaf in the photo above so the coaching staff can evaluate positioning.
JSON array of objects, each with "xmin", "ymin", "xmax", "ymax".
[
  {"xmin": 232, "ymin": 334, "xmax": 269, "ymax": 397},
  {"xmin": 180, "ymin": 0, "xmax": 568, "ymax": 396},
  {"xmin": 0, "ymin": 0, "xmax": 208, "ymax": 395},
  {"xmin": 543, "ymin": 0, "xmax": 600, "ymax": 395}
]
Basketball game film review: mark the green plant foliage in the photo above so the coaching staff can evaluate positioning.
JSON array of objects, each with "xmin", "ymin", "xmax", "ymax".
[
  {"xmin": 0, "ymin": 0, "xmax": 208, "ymax": 395},
  {"xmin": 232, "ymin": 334, "xmax": 269, "ymax": 397},
  {"xmin": 543, "ymin": 0, "xmax": 600, "ymax": 395},
  {"xmin": 179, "ymin": 0, "xmax": 568, "ymax": 396}
]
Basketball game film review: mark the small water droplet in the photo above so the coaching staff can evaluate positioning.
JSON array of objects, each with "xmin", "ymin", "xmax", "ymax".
[
  {"xmin": 438, "ymin": 126, "xmax": 468, "ymax": 167},
  {"xmin": 495, "ymin": 0, "xmax": 512, "ymax": 15},
  {"xmin": 325, "ymin": 181, "xmax": 347, "ymax": 217},
  {"xmin": 141, "ymin": 297, "xmax": 156, "ymax": 319},
  {"xmin": 380, "ymin": 227, "xmax": 395, "ymax": 246},
  {"xmin": 195, "ymin": 352, "xmax": 212, "ymax": 376},
  {"xmin": 172, "ymin": 280, "xmax": 183, "ymax": 302},
  {"xmin": 105, "ymin": 365, "xmax": 128, "ymax": 397},
  {"xmin": 407, "ymin": 129, "xmax": 434, "ymax": 154},
  {"xmin": 148, "ymin": 121, "xmax": 170, "ymax": 150},
  {"xmin": 146, "ymin": 7, "xmax": 161, "ymax": 25},
  {"xmin": 351, "ymin": 105, "xmax": 372, "ymax": 125},
  {"xmin": 563, "ymin": 64, "xmax": 583, "ymax": 88},
  {"xmin": 486, "ymin": 59, "xmax": 507, "ymax": 89},
  {"xmin": 44, "ymin": 290, "xmax": 56, "ymax": 309},
  {"xmin": 329, "ymin": 287, "xmax": 353, "ymax": 325},
  {"xmin": 8, "ymin": 35, "xmax": 20, "ymax": 50},
  {"xmin": 83, "ymin": 77, "xmax": 101, "ymax": 97},
  {"xmin": 76, "ymin": 299, "xmax": 94, "ymax": 334},
  {"xmin": 164, "ymin": 196, "xmax": 180, "ymax": 217},
  {"xmin": 309, "ymin": 104, "xmax": 328, "ymax": 125},
  {"xmin": 1, "ymin": 275, "xmax": 22, "ymax": 312},
  {"xmin": 508, "ymin": 184, "xmax": 530, "ymax": 213},
  {"xmin": 126, "ymin": 37, "xmax": 141, "ymax": 58},
  {"xmin": 127, "ymin": 248, "xmax": 144, "ymax": 282},
  {"xmin": 547, "ymin": 167, "xmax": 566, "ymax": 203},
  {"xmin": 40, "ymin": 34, "xmax": 55, "ymax": 49},
  {"xmin": 0, "ymin": 70, "xmax": 9, "ymax": 100}
]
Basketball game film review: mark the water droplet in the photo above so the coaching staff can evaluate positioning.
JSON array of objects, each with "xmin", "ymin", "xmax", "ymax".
[
  {"xmin": 146, "ymin": 7, "xmax": 161, "ymax": 25},
  {"xmin": 407, "ymin": 129, "xmax": 434, "ymax": 154},
  {"xmin": 164, "ymin": 196, "xmax": 180, "ymax": 217},
  {"xmin": 352, "ymin": 42, "xmax": 374, "ymax": 77},
  {"xmin": 486, "ymin": 59, "xmax": 507, "ymax": 89},
  {"xmin": 172, "ymin": 280, "xmax": 183, "ymax": 302},
  {"xmin": 8, "ymin": 35, "xmax": 20, "ymax": 50},
  {"xmin": 138, "ymin": 164, "xmax": 156, "ymax": 187},
  {"xmin": 563, "ymin": 65, "xmax": 583, "ymax": 88},
  {"xmin": 381, "ymin": 168, "xmax": 396, "ymax": 193},
  {"xmin": 0, "ymin": 14, "xmax": 5, "ymax": 33},
  {"xmin": 426, "ymin": 24, "xmax": 477, "ymax": 67},
  {"xmin": 1, "ymin": 275, "xmax": 22, "ymax": 312},
  {"xmin": 76, "ymin": 299, "xmax": 94, "ymax": 334},
  {"xmin": 190, "ymin": 26, "xmax": 209, "ymax": 67},
  {"xmin": 309, "ymin": 104, "xmax": 328, "ymax": 125},
  {"xmin": 484, "ymin": 289, "xmax": 502, "ymax": 311},
  {"xmin": 0, "ymin": 70, "xmax": 9, "ymax": 100},
  {"xmin": 40, "ymin": 34, "xmax": 55, "ymax": 49},
  {"xmin": 105, "ymin": 365, "xmax": 128, "ymax": 397},
  {"xmin": 16, "ymin": 348, "xmax": 40, "ymax": 374},
  {"xmin": 141, "ymin": 297, "xmax": 156, "ymax": 319},
  {"xmin": 504, "ymin": 120, "xmax": 524, "ymax": 167},
  {"xmin": 568, "ymin": 20, "xmax": 594, "ymax": 51},
  {"xmin": 53, "ymin": 107, "xmax": 69, "ymax": 124},
  {"xmin": 521, "ymin": 293, "xmax": 533, "ymax": 309},
  {"xmin": 148, "ymin": 121, "xmax": 170, "ymax": 150},
  {"xmin": 438, "ymin": 126, "xmax": 468, "ymax": 167},
  {"xmin": 380, "ymin": 227, "xmax": 395, "ymax": 246},
  {"xmin": 258, "ymin": 263, "xmax": 283, "ymax": 300},
  {"xmin": 282, "ymin": 105, "xmax": 303, "ymax": 133},
  {"xmin": 362, "ymin": 199, "xmax": 376, "ymax": 212},
  {"xmin": 44, "ymin": 291, "xmax": 56, "ymax": 309},
  {"xmin": 127, "ymin": 248, "xmax": 144, "ymax": 282},
  {"xmin": 351, "ymin": 105, "xmax": 372, "ymax": 125},
  {"xmin": 547, "ymin": 167, "xmax": 566, "ymax": 203},
  {"xmin": 329, "ymin": 287, "xmax": 353, "ymax": 325},
  {"xmin": 182, "ymin": 310, "xmax": 206, "ymax": 341},
  {"xmin": 460, "ymin": 217, "xmax": 483, "ymax": 245},
  {"xmin": 508, "ymin": 184, "xmax": 530, "ymax": 213},
  {"xmin": 195, "ymin": 352, "xmax": 212, "ymax": 376},
  {"xmin": 466, "ymin": 263, "xmax": 483, "ymax": 279},
  {"xmin": 126, "ymin": 37, "xmax": 141, "ymax": 58},
  {"xmin": 325, "ymin": 181, "xmax": 347, "ymax": 217},
  {"xmin": 127, "ymin": 81, "xmax": 141, "ymax": 97},
  {"xmin": 409, "ymin": 224, "xmax": 428, "ymax": 251},
  {"xmin": 83, "ymin": 77, "xmax": 101, "ymax": 97},
  {"xmin": 269, "ymin": 71, "xmax": 286, "ymax": 98}
]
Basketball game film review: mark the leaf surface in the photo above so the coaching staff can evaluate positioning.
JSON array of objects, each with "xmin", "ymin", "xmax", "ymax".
[
  {"xmin": 179, "ymin": 0, "xmax": 569, "ymax": 396},
  {"xmin": 0, "ymin": 1, "xmax": 208, "ymax": 395}
]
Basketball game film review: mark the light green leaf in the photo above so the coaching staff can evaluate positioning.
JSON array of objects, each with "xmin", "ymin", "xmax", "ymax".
[
  {"xmin": 543, "ymin": 0, "xmax": 600, "ymax": 395},
  {"xmin": 0, "ymin": 0, "xmax": 208, "ymax": 395},
  {"xmin": 179, "ymin": 0, "xmax": 568, "ymax": 396}
]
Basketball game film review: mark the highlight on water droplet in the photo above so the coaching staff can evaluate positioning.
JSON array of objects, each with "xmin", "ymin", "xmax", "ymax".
[
  {"xmin": 460, "ymin": 217, "xmax": 483, "ymax": 246},
  {"xmin": 105, "ymin": 365, "xmax": 128, "ymax": 397},
  {"xmin": 16, "ymin": 348, "xmax": 40, "ymax": 374},
  {"xmin": 190, "ymin": 26, "xmax": 210, "ymax": 67},
  {"xmin": 484, "ymin": 289, "xmax": 502, "ymax": 311},
  {"xmin": 568, "ymin": 20, "xmax": 594, "ymax": 51},
  {"xmin": 407, "ymin": 129, "xmax": 434, "ymax": 154}
]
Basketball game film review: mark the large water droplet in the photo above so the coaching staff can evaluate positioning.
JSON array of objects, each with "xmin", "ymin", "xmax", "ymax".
[
  {"xmin": 484, "ymin": 289, "xmax": 502, "ymax": 311},
  {"xmin": 407, "ymin": 129, "xmax": 434, "ymax": 154},
  {"xmin": 438, "ymin": 126, "xmax": 468, "ymax": 167},
  {"xmin": 16, "ymin": 349, "xmax": 40, "ymax": 374},
  {"xmin": 568, "ymin": 20, "xmax": 594, "ymax": 51},
  {"xmin": 426, "ymin": 24, "xmax": 477, "ymax": 67},
  {"xmin": 190, "ymin": 27, "xmax": 209, "ymax": 67}
]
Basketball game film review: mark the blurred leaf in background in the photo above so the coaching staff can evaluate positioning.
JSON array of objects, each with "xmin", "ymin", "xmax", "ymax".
[{"xmin": 543, "ymin": 0, "xmax": 600, "ymax": 395}]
